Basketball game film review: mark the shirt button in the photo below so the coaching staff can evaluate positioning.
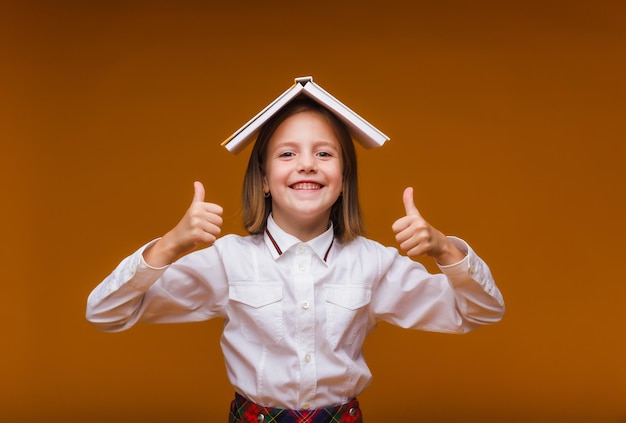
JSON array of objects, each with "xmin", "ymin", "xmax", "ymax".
[
  {"xmin": 349, "ymin": 407, "xmax": 357, "ymax": 416},
  {"xmin": 257, "ymin": 414, "xmax": 265, "ymax": 422},
  {"xmin": 298, "ymin": 263, "xmax": 307, "ymax": 271},
  {"xmin": 297, "ymin": 245, "xmax": 306, "ymax": 254},
  {"xmin": 304, "ymin": 353, "xmax": 311, "ymax": 362},
  {"xmin": 302, "ymin": 301, "xmax": 310, "ymax": 309}
]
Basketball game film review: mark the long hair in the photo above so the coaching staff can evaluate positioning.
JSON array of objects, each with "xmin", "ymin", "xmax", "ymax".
[{"xmin": 242, "ymin": 96, "xmax": 364, "ymax": 243}]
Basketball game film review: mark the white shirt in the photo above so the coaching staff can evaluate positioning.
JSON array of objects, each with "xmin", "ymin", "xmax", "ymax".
[{"xmin": 86, "ymin": 215, "xmax": 504, "ymax": 410}]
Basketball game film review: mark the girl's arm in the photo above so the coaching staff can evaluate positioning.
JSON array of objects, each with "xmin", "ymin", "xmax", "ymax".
[
  {"xmin": 85, "ymin": 181, "xmax": 226, "ymax": 331},
  {"xmin": 379, "ymin": 186, "xmax": 504, "ymax": 331},
  {"xmin": 85, "ymin": 242, "xmax": 228, "ymax": 332},
  {"xmin": 373, "ymin": 238, "xmax": 504, "ymax": 333}
]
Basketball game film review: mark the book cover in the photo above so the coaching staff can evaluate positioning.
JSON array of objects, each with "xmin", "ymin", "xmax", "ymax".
[{"xmin": 222, "ymin": 76, "xmax": 390, "ymax": 154}]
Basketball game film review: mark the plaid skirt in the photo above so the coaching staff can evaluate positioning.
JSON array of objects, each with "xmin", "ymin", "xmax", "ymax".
[{"xmin": 229, "ymin": 392, "xmax": 363, "ymax": 423}]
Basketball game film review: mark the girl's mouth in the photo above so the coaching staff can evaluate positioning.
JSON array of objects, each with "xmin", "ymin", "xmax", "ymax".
[{"xmin": 290, "ymin": 182, "xmax": 322, "ymax": 190}]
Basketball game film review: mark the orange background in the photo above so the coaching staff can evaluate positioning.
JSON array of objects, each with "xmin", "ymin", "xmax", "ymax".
[{"xmin": 2, "ymin": 1, "xmax": 625, "ymax": 422}]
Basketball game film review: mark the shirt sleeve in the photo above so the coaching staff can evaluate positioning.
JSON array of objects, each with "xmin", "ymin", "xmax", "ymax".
[
  {"xmin": 86, "ymin": 239, "xmax": 229, "ymax": 332},
  {"xmin": 371, "ymin": 237, "xmax": 505, "ymax": 333}
]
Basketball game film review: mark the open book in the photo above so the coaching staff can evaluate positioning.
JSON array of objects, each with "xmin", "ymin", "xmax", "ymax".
[{"xmin": 222, "ymin": 76, "xmax": 390, "ymax": 154}]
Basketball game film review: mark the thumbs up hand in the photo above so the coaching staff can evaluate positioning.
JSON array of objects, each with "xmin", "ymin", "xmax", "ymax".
[
  {"xmin": 143, "ymin": 181, "xmax": 223, "ymax": 267},
  {"xmin": 177, "ymin": 181, "xmax": 224, "ymax": 249},
  {"xmin": 391, "ymin": 187, "xmax": 464, "ymax": 265}
]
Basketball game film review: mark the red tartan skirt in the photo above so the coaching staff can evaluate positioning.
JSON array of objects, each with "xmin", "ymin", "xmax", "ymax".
[{"xmin": 229, "ymin": 392, "xmax": 363, "ymax": 423}]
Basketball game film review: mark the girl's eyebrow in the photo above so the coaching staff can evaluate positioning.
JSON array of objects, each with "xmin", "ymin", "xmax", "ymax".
[
  {"xmin": 272, "ymin": 140, "xmax": 299, "ymax": 148},
  {"xmin": 271, "ymin": 140, "xmax": 339, "ymax": 150},
  {"xmin": 268, "ymin": 141, "xmax": 297, "ymax": 154},
  {"xmin": 315, "ymin": 140, "xmax": 339, "ymax": 148}
]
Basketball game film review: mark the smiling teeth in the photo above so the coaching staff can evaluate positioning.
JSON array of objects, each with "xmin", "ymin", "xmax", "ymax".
[{"xmin": 292, "ymin": 183, "xmax": 321, "ymax": 190}]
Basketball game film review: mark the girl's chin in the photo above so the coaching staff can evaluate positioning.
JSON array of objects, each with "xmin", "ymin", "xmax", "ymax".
[
  {"xmin": 290, "ymin": 188, "xmax": 323, "ymax": 195},
  {"xmin": 274, "ymin": 207, "xmax": 331, "ymax": 221}
]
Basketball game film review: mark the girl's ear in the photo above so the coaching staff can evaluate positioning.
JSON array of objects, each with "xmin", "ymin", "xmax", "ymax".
[{"xmin": 262, "ymin": 173, "xmax": 269, "ymax": 194}]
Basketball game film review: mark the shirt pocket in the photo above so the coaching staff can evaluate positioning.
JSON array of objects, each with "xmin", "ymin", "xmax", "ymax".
[
  {"xmin": 229, "ymin": 282, "xmax": 284, "ymax": 345},
  {"xmin": 324, "ymin": 283, "xmax": 372, "ymax": 348}
]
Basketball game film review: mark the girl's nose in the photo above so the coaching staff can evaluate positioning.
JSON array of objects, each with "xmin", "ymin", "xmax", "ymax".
[{"xmin": 298, "ymin": 154, "xmax": 317, "ymax": 172}]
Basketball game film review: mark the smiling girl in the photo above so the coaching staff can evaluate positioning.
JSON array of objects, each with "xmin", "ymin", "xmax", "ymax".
[{"xmin": 86, "ymin": 96, "xmax": 505, "ymax": 422}]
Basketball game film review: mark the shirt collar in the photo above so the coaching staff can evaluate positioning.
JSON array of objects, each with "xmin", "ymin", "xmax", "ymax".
[{"xmin": 264, "ymin": 214, "xmax": 335, "ymax": 263}]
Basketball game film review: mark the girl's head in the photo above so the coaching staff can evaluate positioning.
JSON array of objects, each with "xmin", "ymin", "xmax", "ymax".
[{"xmin": 242, "ymin": 96, "xmax": 364, "ymax": 242}]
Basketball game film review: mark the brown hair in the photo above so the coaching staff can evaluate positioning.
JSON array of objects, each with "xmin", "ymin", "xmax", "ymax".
[{"xmin": 242, "ymin": 96, "xmax": 364, "ymax": 243}]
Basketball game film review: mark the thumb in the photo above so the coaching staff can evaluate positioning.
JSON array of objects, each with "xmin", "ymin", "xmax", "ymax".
[
  {"xmin": 192, "ymin": 181, "xmax": 205, "ymax": 204},
  {"xmin": 402, "ymin": 187, "xmax": 420, "ymax": 216}
]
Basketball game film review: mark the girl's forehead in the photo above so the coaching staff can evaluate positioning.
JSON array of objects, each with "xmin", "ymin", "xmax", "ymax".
[
  {"xmin": 270, "ymin": 112, "xmax": 340, "ymax": 144},
  {"xmin": 278, "ymin": 110, "xmax": 333, "ymax": 128}
]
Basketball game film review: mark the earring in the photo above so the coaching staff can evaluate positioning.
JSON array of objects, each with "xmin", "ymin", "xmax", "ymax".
[{"xmin": 264, "ymin": 191, "xmax": 270, "ymax": 198}]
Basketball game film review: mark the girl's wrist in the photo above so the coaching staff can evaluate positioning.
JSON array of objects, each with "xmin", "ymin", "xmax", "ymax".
[
  {"xmin": 143, "ymin": 234, "xmax": 184, "ymax": 267},
  {"xmin": 434, "ymin": 237, "xmax": 465, "ymax": 266}
]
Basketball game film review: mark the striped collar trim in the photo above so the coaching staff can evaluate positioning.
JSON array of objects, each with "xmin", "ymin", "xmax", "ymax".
[{"xmin": 264, "ymin": 215, "xmax": 335, "ymax": 263}]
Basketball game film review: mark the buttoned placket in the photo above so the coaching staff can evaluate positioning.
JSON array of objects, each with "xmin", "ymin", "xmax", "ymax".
[
  {"xmin": 293, "ymin": 242, "xmax": 316, "ymax": 409},
  {"xmin": 265, "ymin": 225, "xmax": 333, "ymax": 409}
]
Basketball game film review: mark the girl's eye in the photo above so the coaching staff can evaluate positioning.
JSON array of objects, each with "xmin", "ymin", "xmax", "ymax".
[
  {"xmin": 317, "ymin": 151, "xmax": 332, "ymax": 157},
  {"xmin": 279, "ymin": 152, "xmax": 295, "ymax": 157}
]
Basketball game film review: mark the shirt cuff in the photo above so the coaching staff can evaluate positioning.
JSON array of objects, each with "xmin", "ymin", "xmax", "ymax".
[
  {"xmin": 437, "ymin": 237, "xmax": 497, "ymax": 296},
  {"xmin": 437, "ymin": 236, "xmax": 470, "ymax": 275},
  {"xmin": 126, "ymin": 239, "xmax": 170, "ymax": 290},
  {"xmin": 139, "ymin": 238, "xmax": 170, "ymax": 270}
]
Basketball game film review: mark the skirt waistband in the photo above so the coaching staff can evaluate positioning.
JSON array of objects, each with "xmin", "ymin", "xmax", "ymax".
[{"xmin": 229, "ymin": 392, "xmax": 363, "ymax": 423}]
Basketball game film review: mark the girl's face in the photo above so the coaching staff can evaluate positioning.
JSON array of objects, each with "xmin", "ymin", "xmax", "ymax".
[{"xmin": 263, "ymin": 111, "xmax": 343, "ymax": 238}]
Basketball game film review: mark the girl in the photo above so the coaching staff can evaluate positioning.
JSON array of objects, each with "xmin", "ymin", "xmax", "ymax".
[{"xmin": 86, "ymin": 97, "xmax": 505, "ymax": 422}]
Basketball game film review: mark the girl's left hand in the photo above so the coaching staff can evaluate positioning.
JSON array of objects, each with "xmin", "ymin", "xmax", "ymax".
[{"xmin": 391, "ymin": 187, "xmax": 465, "ymax": 265}]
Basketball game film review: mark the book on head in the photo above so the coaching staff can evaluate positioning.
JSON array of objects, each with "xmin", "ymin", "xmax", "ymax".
[{"xmin": 221, "ymin": 76, "xmax": 390, "ymax": 154}]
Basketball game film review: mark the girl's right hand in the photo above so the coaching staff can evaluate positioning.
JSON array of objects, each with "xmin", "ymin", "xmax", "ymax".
[{"xmin": 143, "ymin": 181, "xmax": 223, "ymax": 267}]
